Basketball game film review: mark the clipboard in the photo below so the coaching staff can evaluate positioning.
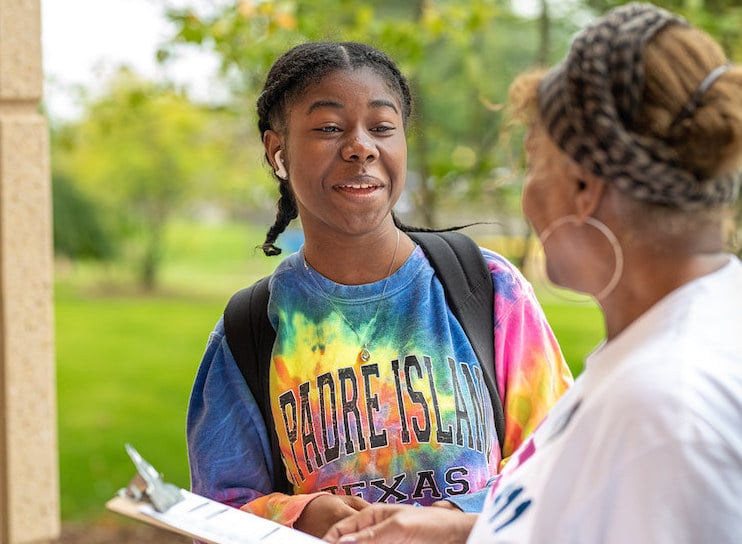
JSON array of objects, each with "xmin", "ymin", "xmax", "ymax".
[{"xmin": 106, "ymin": 444, "xmax": 322, "ymax": 544}]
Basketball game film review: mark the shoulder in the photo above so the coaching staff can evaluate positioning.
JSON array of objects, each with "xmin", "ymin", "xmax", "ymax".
[
  {"xmin": 586, "ymin": 336, "xmax": 742, "ymax": 452},
  {"xmin": 480, "ymin": 247, "xmax": 527, "ymax": 279},
  {"xmin": 269, "ymin": 251, "xmax": 302, "ymax": 283},
  {"xmin": 594, "ymin": 261, "xmax": 742, "ymax": 434},
  {"xmin": 479, "ymin": 246, "xmax": 538, "ymax": 305}
]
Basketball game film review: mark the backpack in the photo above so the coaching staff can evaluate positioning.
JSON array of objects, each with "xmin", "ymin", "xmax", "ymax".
[{"xmin": 223, "ymin": 231, "xmax": 505, "ymax": 493}]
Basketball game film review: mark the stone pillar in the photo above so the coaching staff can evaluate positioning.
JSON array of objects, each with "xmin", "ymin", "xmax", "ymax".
[{"xmin": 0, "ymin": 1, "xmax": 60, "ymax": 543}]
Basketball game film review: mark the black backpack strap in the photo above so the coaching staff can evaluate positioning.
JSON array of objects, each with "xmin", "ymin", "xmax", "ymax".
[
  {"xmin": 223, "ymin": 276, "xmax": 292, "ymax": 493},
  {"xmin": 408, "ymin": 231, "xmax": 506, "ymax": 450}
]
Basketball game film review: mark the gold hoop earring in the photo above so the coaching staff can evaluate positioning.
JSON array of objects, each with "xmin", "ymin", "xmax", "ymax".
[{"xmin": 539, "ymin": 214, "xmax": 624, "ymax": 302}]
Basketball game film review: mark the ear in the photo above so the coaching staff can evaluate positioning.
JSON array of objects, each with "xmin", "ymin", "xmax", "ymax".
[
  {"xmin": 572, "ymin": 167, "xmax": 607, "ymax": 222},
  {"xmin": 263, "ymin": 130, "xmax": 286, "ymax": 177}
]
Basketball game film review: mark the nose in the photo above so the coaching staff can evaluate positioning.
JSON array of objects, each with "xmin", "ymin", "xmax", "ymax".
[{"xmin": 341, "ymin": 128, "xmax": 379, "ymax": 163}]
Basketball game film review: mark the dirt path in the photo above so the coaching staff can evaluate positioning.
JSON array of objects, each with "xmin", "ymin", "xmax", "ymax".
[{"xmin": 55, "ymin": 520, "xmax": 191, "ymax": 544}]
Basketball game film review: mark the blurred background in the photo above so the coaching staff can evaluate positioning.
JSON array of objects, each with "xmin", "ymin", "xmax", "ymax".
[{"xmin": 42, "ymin": 0, "xmax": 741, "ymax": 538}]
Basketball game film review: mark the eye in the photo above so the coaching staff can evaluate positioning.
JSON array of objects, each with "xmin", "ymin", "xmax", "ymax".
[
  {"xmin": 371, "ymin": 124, "xmax": 396, "ymax": 134},
  {"xmin": 315, "ymin": 125, "xmax": 341, "ymax": 133}
]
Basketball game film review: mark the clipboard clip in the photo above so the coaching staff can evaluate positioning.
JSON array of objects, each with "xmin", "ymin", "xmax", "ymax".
[{"xmin": 118, "ymin": 443, "xmax": 184, "ymax": 513}]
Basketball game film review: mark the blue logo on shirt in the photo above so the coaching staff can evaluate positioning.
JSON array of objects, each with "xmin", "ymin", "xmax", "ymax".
[{"xmin": 487, "ymin": 483, "xmax": 532, "ymax": 532}]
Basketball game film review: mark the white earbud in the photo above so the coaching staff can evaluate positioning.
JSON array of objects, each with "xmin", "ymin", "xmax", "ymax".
[{"xmin": 274, "ymin": 150, "xmax": 288, "ymax": 180}]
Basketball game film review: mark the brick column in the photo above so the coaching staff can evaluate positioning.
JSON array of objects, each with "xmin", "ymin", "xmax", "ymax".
[{"xmin": 0, "ymin": 1, "xmax": 60, "ymax": 543}]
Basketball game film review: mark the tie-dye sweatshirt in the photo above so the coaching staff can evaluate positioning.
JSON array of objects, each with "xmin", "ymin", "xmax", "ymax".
[{"xmin": 187, "ymin": 245, "xmax": 572, "ymax": 527}]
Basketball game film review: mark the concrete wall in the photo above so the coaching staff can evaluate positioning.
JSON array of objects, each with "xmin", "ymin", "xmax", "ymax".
[{"xmin": 0, "ymin": 0, "xmax": 60, "ymax": 542}]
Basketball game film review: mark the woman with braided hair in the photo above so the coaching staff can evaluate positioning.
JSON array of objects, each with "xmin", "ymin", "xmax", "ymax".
[
  {"xmin": 324, "ymin": 3, "xmax": 742, "ymax": 543},
  {"xmin": 186, "ymin": 41, "xmax": 571, "ymax": 538}
]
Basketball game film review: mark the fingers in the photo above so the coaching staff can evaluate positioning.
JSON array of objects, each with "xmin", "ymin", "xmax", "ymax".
[
  {"xmin": 323, "ymin": 505, "xmax": 395, "ymax": 543},
  {"xmin": 341, "ymin": 495, "xmax": 371, "ymax": 511},
  {"xmin": 337, "ymin": 526, "xmax": 377, "ymax": 544},
  {"xmin": 323, "ymin": 509, "xmax": 371, "ymax": 542},
  {"xmin": 296, "ymin": 495, "xmax": 365, "ymax": 538},
  {"xmin": 431, "ymin": 500, "xmax": 458, "ymax": 510},
  {"xmin": 324, "ymin": 504, "xmax": 476, "ymax": 544}
]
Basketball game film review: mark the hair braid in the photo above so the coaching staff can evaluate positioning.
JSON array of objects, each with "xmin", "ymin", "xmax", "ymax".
[
  {"xmin": 260, "ymin": 180, "xmax": 298, "ymax": 256},
  {"xmin": 392, "ymin": 212, "xmax": 489, "ymax": 234}
]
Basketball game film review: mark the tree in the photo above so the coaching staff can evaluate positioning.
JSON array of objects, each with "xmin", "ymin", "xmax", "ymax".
[
  {"xmin": 51, "ymin": 173, "xmax": 115, "ymax": 261},
  {"xmin": 162, "ymin": 0, "xmax": 567, "ymax": 229},
  {"xmin": 52, "ymin": 67, "xmax": 258, "ymax": 290}
]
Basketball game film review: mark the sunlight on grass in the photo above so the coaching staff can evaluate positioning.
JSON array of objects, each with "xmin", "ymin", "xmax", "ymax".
[
  {"xmin": 540, "ymin": 299, "xmax": 604, "ymax": 376},
  {"xmin": 55, "ymin": 221, "xmax": 287, "ymax": 520},
  {"xmin": 55, "ymin": 292, "xmax": 224, "ymax": 520}
]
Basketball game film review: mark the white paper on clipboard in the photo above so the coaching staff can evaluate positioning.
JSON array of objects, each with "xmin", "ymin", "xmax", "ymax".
[
  {"xmin": 107, "ymin": 443, "xmax": 322, "ymax": 544},
  {"xmin": 108, "ymin": 489, "xmax": 323, "ymax": 544}
]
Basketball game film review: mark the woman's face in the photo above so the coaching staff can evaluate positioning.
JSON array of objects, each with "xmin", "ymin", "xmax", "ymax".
[
  {"xmin": 522, "ymin": 123, "xmax": 573, "ymax": 239},
  {"xmin": 522, "ymin": 123, "xmax": 579, "ymax": 289},
  {"xmin": 279, "ymin": 67, "xmax": 407, "ymax": 241}
]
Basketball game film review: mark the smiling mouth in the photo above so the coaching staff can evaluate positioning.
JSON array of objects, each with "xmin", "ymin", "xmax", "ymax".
[
  {"xmin": 334, "ymin": 176, "xmax": 384, "ymax": 193},
  {"xmin": 336, "ymin": 182, "xmax": 379, "ymax": 190}
]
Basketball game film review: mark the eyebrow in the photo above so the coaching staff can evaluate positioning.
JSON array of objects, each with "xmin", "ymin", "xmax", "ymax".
[{"xmin": 306, "ymin": 98, "xmax": 399, "ymax": 115}]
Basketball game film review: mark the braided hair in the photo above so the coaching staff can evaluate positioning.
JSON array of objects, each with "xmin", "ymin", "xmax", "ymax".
[{"xmin": 257, "ymin": 42, "xmax": 413, "ymax": 256}]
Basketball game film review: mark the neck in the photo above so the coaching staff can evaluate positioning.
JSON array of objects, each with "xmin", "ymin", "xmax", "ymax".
[
  {"xmin": 600, "ymin": 250, "xmax": 729, "ymax": 340},
  {"xmin": 303, "ymin": 226, "xmax": 413, "ymax": 285}
]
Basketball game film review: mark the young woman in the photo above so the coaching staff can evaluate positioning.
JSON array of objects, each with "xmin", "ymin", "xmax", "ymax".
[
  {"xmin": 325, "ymin": 4, "xmax": 742, "ymax": 543},
  {"xmin": 187, "ymin": 41, "xmax": 571, "ymax": 538}
]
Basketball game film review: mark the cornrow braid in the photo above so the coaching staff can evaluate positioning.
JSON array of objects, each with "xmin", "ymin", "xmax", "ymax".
[{"xmin": 256, "ymin": 42, "xmax": 413, "ymax": 256}]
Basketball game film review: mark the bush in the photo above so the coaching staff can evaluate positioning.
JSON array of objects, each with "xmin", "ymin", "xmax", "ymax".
[{"xmin": 53, "ymin": 174, "xmax": 115, "ymax": 260}]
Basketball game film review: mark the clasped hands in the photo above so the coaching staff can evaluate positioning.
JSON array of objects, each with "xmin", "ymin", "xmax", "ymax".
[{"xmin": 295, "ymin": 494, "xmax": 475, "ymax": 544}]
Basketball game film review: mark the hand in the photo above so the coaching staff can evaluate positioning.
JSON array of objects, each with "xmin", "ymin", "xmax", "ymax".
[
  {"xmin": 431, "ymin": 500, "xmax": 461, "ymax": 510},
  {"xmin": 294, "ymin": 494, "xmax": 370, "ymax": 538},
  {"xmin": 323, "ymin": 503, "xmax": 477, "ymax": 544}
]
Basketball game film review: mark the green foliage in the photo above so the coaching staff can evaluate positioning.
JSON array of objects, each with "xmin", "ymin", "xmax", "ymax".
[
  {"xmin": 162, "ymin": 0, "xmax": 576, "ymax": 228},
  {"xmin": 52, "ymin": 173, "xmax": 115, "ymax": 260},
  {"xmin": 51, "ymin": 68, "xmax": 266, "ymax": 290}
]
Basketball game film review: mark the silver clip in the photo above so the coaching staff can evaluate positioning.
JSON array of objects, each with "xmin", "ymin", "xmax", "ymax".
[{"xmin": 118, "ymin": 443, "xmax": 184, "ymax": 512}]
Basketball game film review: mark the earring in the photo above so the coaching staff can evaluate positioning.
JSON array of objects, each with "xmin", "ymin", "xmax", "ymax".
[
  {"xmin": 538, "ymin": 214, "xmax": 624, "ymax": 302},
  {"xmin": 274, "ymin": 150, "xmax": 288, "ymax": 180}
]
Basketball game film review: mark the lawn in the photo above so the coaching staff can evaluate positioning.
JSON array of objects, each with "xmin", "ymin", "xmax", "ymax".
[
  {"xmin": 55, "ymin": 220, "xmax": 274, "ymax": 520},
  {"xmin": 55, "ymin": 289, "xmax": 221, "ymax": 520},
  {"xmin": 541, "ymin": 299, "xmax": 604, "ymax": 377},
  {"xmin": 55, "ymin": 221, "xmax": 604, "ymax": 521}
]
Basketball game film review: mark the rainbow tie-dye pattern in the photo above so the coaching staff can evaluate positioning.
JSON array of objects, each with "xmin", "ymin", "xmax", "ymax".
[{"xmin": 242, "ymin": 245, "xmax": 571, "ymax": 524}]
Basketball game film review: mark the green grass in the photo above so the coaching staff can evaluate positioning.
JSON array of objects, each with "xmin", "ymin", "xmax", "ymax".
[
  {"xmin": 159, "ymin": 220, "xmax": 285, "ymax": 294},
  {"xmin": 541, "ymin": 300, "xmax": 604, "ymax": 376},
  {"xmin": 56, "ymin": 292, "xmax": 224, "ymax": 520},
  {"xmin": 55, "ymin": 221, "xmax": 288, "ymax": 521},
  {"xmin": 55, "ymin": 221, "xmax": 605, "ymax": 521}
]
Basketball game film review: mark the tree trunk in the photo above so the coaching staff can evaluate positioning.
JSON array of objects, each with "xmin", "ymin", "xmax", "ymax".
[
  {"xmin": 140, "ymin": 204, "xmax": 166, "ymax": 292},
  {"xmin": 536, "ymin": 0, "xmax": 551, "ymax": 66},
  {"xmin": 411, "ymin": 77, "xmax": 436, "ymax": 228},
  {"xmin": 411, "ymin": 0, "xmax": 437, "ymax": 228}
]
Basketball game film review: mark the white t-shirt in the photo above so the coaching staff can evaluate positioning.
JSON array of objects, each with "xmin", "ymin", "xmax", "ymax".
[{"xmin": 469, "ymin": 256, "xmax": 742, "ymax": 544}]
